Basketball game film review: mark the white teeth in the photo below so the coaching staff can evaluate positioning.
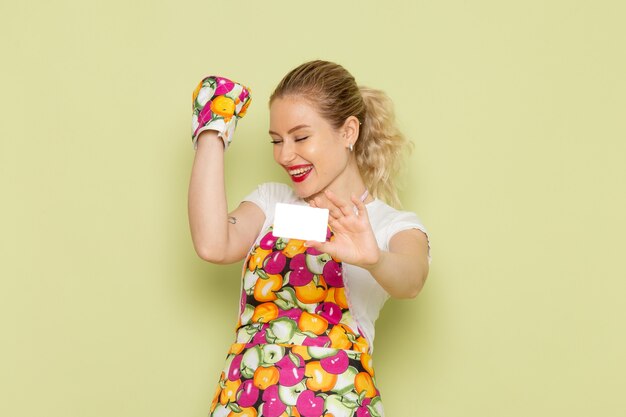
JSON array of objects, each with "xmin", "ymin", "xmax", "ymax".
[{"xmin": 289, "ymin": 166, "xmax": 312, "ymax": 176}]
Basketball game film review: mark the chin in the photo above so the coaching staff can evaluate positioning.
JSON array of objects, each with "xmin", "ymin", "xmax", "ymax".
[
  {"xmin": 290, "ymin": 183, "xmax": 317, "ymax": 201},
  {"xmin": 292, "ymin": 186, "xmax": 311, "ymax": 199}
]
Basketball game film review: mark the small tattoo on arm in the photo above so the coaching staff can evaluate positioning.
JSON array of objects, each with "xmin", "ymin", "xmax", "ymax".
[{"xmin": 228, "ymin": 216, "xmax": 237, "ymax": 224}]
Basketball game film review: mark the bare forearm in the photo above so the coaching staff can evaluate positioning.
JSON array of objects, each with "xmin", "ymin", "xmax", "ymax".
[
  {"xmin": 187, "ymin": 131, "xmax": 229, "ymax": 261},
  {"xmin": 363, "ymin": 250, "xmax": 428, "ymax": 299}
]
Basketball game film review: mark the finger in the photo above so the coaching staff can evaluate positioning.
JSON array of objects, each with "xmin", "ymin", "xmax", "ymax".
[
  {"xmin": 328, "ymin": 217, "xmax": 346, "ymax": 233},
  {"xmin": 312, "ymin": 196, "xmax": 334, "ymax": 212},
  {"xmin": 324, "ymin": 189, "xmax": 353, "ymax": 217},
  {"xmin": 312, "ymin": 198, "xmax": 337, "ymax": 219},
  {"xmin": 328, "ymin": 206, "xmax": 344, "ymax": 219},
  {"xmin": 305, "ymin": 239, "xmax": 335, "ymax": 254},
  {"xmin": 306, "ymin": 240, "xmax": 336, "ymax": 257},
  {"xmin": 317, "ymin": 196, "xmax": 343, "ymax": 219},
  {"xmin": 310, "ymin": 197, "xmax": 327, "ymax": 209},
  {"xmin": 325, "ymin": 189, "xmax": 354, "ymax": 217},
  {"xmin": 304, "ymin": 240, "xmax": 322, "ymax": 249},
  {"xmin": 351, "ymin": 193, "xmax": 368, "ymax": 218}
]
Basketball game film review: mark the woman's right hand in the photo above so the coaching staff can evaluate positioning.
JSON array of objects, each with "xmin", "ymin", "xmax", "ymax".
[{"xmin": 191, "ymin": 75, "xmax": 252, "ymax": 150}]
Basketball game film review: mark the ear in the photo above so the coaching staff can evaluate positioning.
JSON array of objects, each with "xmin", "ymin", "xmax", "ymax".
[{"xmin": 341, "ymin": 116, "xmax": 361, "ymax": 148}]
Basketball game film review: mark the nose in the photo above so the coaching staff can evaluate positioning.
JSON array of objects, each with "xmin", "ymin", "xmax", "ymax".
[{"xmin": 276, "ymin": 140, "xmax": 296, "ymax": 166}]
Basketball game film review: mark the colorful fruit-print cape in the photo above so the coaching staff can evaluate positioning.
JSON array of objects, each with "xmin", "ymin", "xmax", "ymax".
[{"xmin": 209, "ymin": 226, "xmax": 385, "ymax": 417}]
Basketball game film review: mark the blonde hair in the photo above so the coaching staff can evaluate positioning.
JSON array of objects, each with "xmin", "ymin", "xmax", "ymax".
[{"xmin": 270, "ymin": 60, "xmax": 413, "ymax": 207}]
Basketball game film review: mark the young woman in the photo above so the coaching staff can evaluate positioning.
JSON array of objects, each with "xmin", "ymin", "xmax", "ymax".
[{"xmin": 189, "ymin": 60, "xmax": 431, "ymax": 417}]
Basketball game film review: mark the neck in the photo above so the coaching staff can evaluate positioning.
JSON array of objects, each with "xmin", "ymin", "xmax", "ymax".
[{"xmin": 304, "ymin": 159, "xmax": 374, "ymax": 204}]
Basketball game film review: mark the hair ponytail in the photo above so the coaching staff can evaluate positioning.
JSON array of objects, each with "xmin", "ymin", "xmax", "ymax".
[
  {"xmin": 356, "ymin": 86, "xmax": 413, "ymax": 207},
  {"xmin": 270, "ymin": 60, "xmax": 413, "ymax": 207}
]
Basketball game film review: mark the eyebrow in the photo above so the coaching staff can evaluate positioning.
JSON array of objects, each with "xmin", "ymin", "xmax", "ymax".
[{"xmin": 268, "ymin": 124, "xmax": 311, "ymax": 136}]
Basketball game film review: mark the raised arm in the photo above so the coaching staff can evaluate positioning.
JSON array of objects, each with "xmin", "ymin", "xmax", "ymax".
[
  {"xmin": 187, "ymin": 76, "xmax": 264, "ymax": 264},
  {"xmin": 188, "ymin": 131, "xmax": 264, "ymax": 264}
]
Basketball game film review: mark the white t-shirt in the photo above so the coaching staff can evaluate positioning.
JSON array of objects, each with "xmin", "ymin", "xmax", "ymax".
[{"xmin": 242, "ymin": 182, "xmax": 431, "ymax": 352}]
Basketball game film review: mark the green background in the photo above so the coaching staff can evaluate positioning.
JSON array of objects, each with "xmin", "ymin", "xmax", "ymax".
[{"xmin": 2, "ymin": 1, "xmax": 625, "ymax": 416}]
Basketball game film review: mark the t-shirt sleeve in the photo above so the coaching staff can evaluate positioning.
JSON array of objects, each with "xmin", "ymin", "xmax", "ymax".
[
  {"xmin": 241, "ymin": 183, "xmax": 268, "ymax": 215},
  {"xmin": 385, "ymin": 211, "xmax": 432, "ymax": 265},
  {"xmin": 241, "ymin": 182, "xmax": 295, "ymax": 217}
]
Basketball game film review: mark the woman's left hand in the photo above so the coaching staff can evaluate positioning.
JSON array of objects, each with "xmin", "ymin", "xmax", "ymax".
[{"xmin": 305, "ymin": 189, "xmax": 381, "ymax": 268}]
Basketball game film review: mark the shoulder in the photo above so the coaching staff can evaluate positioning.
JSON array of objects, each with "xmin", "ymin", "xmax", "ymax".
[
  {"xmin": 367, "ymin": 200, "xmax": 426, "ymax": 232},
  {"xmin": 367, "ymin": 200, "xmax": 430, "ymax": 256},
  {"xmin": 242, "ymin": 182, "xmax": 301, "ymax": 215},
  {"xmin": 257, "ymin": 182, "xmax": 300, "ymax": 203}
]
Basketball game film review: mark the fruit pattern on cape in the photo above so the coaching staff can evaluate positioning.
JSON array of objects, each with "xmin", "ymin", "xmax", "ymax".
[
  {"xmin": 236, "ymin": 226, "xmax": 369, "ymax": 351},
  {"xmin": 209, "ymin": 344, "xmax": 383, "ymax": 417},
  {"xmin": 209, "ymin": 226, "xmax": 385, "ymax": 417}
]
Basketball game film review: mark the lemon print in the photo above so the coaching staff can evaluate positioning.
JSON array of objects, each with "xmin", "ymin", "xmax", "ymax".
[{"xmin": 211, "ymin": 95, "xmax": 236, "ymax": 121}]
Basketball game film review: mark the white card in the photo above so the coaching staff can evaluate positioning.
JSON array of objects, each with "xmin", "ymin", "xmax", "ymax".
[{"xmin": 273, "ymin": 203, "xmax": 329, "ymax": 242}]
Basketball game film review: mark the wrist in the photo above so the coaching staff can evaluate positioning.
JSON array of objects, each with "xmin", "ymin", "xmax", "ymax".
[
  {"xmin": 362, "ymin": 248, "xmax": 385, "ymax": 273},
  {"xmin": 195, "ymin": 129, "xmax": 225, "ymax": 151}
]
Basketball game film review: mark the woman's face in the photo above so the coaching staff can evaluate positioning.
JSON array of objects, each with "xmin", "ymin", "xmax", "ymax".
[{"xmin": 269, "ymin": 96, "xmax": 352, "ymax": 199}]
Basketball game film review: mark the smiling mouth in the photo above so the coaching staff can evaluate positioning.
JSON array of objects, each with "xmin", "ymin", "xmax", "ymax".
[
  {"xmin": 288, "ymin": 166, "xmax": 312, "ymax": 176},
  {"xmin": 287, "ymin": 165, "xmax": 313, "ymax": 182}
]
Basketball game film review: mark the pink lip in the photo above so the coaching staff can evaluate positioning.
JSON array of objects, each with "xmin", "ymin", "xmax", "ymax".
[{"xmin": 285, "ymin": 164, "xmax": 313, "ymax": 183}]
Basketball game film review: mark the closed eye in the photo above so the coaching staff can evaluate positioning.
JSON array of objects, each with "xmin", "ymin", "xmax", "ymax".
[{"xmin": 270, "ymin": 136, "xmax": 308, "ymax": 144}]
